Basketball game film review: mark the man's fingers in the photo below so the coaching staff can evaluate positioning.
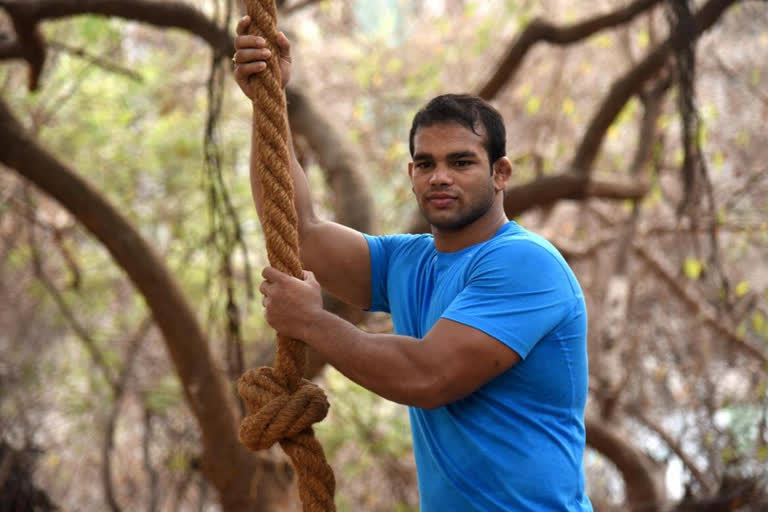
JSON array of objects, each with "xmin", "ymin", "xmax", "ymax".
[
  {"xmin": 234, "ymin": 35, "xmax": 267, "ymax": 50},
  {"xmin": 234, "ymin": 62, "xmax": 266, "ymax": 81},
  {"xmin": 302, "ymin": 270, "xmax": 318, "ymax": 285},
  {"xmin": 236, "ymin": 15, "xmax": 251, "ymax": 36},
  {"xmin": 233, "ymin": 48, "xmax": 271, "ymax": 64},
  {"xmin": 262, "ymin": 266, "xmax": 289, "ymax": 283},
  {"xmin": 276, "ymin": 31, "xmax": 291, "ymax": 60}
]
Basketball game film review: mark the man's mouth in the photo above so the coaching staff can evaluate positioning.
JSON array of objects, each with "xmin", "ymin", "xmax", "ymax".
[{"xmin": 426, "ymin": 194, "xmax": 457, "ymax": 208}]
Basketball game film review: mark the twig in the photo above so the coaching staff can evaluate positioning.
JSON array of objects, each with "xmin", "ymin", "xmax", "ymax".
[
  {"xmin": 49, "ymin": 40, "xmax": 143, "ymax": 82},
  {"xmin": 570, "ymin": 0, "xmax": 740, "ymax": 177},
  {"xmin": 102, "ymin": 315, "xmax": 153, "ymax": 512},
  {"xmin": 282, "ymin": 0, "xmax": 323, "ymax": 15},
  {"xmin": 633, "ymin": 243, "xmax": 768, "ymax": 365},
  {"xmin": 24, "ymin": 192, "xmax": 118, "ymax": 390},
  {"xmin": 143, "ymin": 408, "xmax": 159, "ymax": 512},
  {"xmin": 627, "ymin": 405, "xmax": 717, "ymax": 492}
]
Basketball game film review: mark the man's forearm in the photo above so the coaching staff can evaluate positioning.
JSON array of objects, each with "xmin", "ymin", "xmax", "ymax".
[{"xmin": 302, "ymin": 310, "xmax": 440, "ymax": 408}]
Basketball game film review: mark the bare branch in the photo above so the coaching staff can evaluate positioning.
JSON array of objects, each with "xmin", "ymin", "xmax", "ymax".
[
  {"xmin": 49, "ymin": 40, "xmax": 143, "ymax": 82},
  {"xmin": 570, "ymin": 0, "xmax": 741, "ymax": 176},
  {"xmin": 25, "ymin": 198, "xmax": 119, "ymax": 391},
  {"xmin": 585, "ymin": 415, "xmax": 665, "ymax": 510},
  {"xmin": 102, "ymin": 316, "xmax": 153, "ymax": 512},
  {"xmin": 0, "ymin": 0, "xmax": 234, "ymax": 55},
  {"xmin": 0, "ymin": 38, "xmax": 23, "ymax": 60},
  {"xmin": 0, "ymin": 0, "xmax": 235, "ymax": 90},
  {"xmin": 627, "ymin": 406, "xmax": 717, "ymax": 492},
  {"xmin": 477, "ymin": 0, "xmax": 663, "ymax": 99},
  {"xmin": 282, "ymin": 0, "xmax": 323, "ymax": 16},
  {"xmin": 633, "ymin": 243, "xmax": 768, "ymax": 365}
]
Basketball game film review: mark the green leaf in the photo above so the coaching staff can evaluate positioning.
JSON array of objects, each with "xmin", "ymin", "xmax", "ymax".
[
  {"xmin": 735, "ymin": 280, "xmax": 750, "ymax": 298},
  {"xmin": 721, "ymin": 444, "xmax": 737, "ymax": 463},
  {"xmin": 757, "ymin": 445, "xmax": 768, "ymax": 462},
  {"xmin": 525, "ymin": 96, "xmax": 541, "ymax": 115},
  {"xmin": 683, "ymin": 258, "xmax": 704, "ymax": 280},
  {"xmin": 562, "ymin": 97, "xmax": 575, "ymax": 117},
  {"xmin": 752, "ymin": 311, "xmax": 765, "ymax": 335}
]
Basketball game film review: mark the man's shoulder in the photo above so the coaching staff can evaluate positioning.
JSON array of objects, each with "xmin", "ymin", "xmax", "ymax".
[
  {"xmin": 364, "ymin": 231, "xmax": 435, "ymax": 263},
  {"xmin": 471, "ymin": 224, "xmax": 580, "ymax": 291},
  {"xmin": 479, "ymin": 223, "xmax": 564, "ymax": 262}
]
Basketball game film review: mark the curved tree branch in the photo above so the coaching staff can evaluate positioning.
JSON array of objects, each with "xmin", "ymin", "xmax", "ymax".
[
  {"xmin": 586, "ymin": 415, "xmax": 665, "ymax": 511},
  {"xmin": 570, "ymin": 0, "xmax": 740, "ymax": 176},
  {"xmin": 626, "ymin": 406, "xmax": 717, "ymax": 493},
  {"xmin": 404, "ymin": 0, "xmax": 738, "ymax": 237},
  {"xmin": 0, "ymin": 0, "xmax": 234, "ymax": 55},
  {"xmin": 0, "ymin": 99, "xmax": 261, "ymax": 511},
  {"xmin": 0, "ymin": 0, "xmax": 235, "ymax": 90},
  {"xmin": 477, "ymin": 0, "xmax": 663, "ymax": 99}
]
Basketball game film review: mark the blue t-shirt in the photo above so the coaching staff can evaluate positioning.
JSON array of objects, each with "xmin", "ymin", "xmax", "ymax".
[{"xmin": 364, "ymin": 221, "xmax": 592, "ymax": 511}]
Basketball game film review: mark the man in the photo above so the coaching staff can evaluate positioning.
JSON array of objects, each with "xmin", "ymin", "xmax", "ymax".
[{"xmin": 234, "ymin": 16, "xmax": 592, "ymax": 511}]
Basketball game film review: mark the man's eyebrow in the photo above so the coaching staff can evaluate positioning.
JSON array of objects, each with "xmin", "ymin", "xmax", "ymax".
[
  {"xmin": 447, "ymin": 151, "xmax": 479, "ymax": 159},
  {"xmin": 412, "ymin": 152, "xmax": 433, "ymax": 161}
]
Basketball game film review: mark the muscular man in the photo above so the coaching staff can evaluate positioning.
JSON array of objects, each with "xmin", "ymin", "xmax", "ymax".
[{"xmin": 234, "ymin": 16, "xmax": 592, "ymax": 511}]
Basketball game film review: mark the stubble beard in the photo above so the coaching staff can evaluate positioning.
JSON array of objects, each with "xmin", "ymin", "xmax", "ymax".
[{"xmin": 420, "ymin": 184, "xmax": 496, "ymax": 232}]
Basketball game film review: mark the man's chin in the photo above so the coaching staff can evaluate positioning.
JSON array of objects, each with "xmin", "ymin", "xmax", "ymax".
[{"xmin": 423, "ymin": 212, "xmax": 468, "ymax": 232}]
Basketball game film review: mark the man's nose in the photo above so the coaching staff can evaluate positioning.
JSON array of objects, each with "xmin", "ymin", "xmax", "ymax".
[{"xmin": 429, "ymin": 164, "xmax": 453, "ymax": 186}]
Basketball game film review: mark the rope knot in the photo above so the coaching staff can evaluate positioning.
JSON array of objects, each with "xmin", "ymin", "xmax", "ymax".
[{"xmin": 238, "ymin": 366, "xmax": 330, "ymax": 451}]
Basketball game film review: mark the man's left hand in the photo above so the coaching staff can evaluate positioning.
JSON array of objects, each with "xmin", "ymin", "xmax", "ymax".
[{"xmin": 260, "ymin": 266, "xmax": 323, "ymax": 341}]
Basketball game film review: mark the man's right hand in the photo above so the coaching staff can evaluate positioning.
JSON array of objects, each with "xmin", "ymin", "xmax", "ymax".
[{"xmin": 233, "ymin": 15, "xmax": 292, "ymax": 99}]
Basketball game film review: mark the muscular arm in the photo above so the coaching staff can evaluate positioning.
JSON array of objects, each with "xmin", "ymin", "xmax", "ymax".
[
  {"xmin": 249, "ymin": 110, "xmax": 371, "ymax": 308},
  {"xmin": 300, "ymin": 309, "xmax": 520, "ymax": 409},
  {"xmin": 235, "ymin": 16, "xmax": 371, "ymax": 309},
  {"xmin": 260, "ymin": 266, "xmax": 521, "ymax": 408}
]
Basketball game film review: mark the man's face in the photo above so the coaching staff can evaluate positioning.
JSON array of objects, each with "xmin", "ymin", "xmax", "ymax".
[{"xmin": 409, "ymin": 122, "xmax": 497, "ymax": 231}]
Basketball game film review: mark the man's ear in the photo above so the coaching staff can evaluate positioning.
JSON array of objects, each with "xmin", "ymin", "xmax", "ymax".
[
  {"xmin": 492, "ymin": 157, "xmax": 512, "ymax": 191},
  {"xmin": 408, "ymin": 161, "xmax": 414, "ymax": 180}
]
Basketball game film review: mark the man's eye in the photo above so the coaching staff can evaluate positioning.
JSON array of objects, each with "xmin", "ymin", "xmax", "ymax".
[
  {"xmin": 454, "ymin": 160, "xmax": 472, "ymax": 167},
  {"xmin": 415, "ymin": 162, "xmax": 433, "ymax": 169}
]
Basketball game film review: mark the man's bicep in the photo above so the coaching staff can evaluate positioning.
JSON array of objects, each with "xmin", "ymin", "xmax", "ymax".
[
  {"xmin": 422, "ymin": 319, "xmax": 521, "ymax": 406},
  {"xmin": 300, "ymin": 220, "xmax": 372, "ymax": 309}
]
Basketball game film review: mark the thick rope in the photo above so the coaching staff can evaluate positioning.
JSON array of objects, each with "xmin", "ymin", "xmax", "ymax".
[{"xmin": 237, "ymin": 1, "xmax": 335, "ymax": 510}]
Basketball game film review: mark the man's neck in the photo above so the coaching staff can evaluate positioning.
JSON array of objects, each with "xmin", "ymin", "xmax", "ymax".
[{"xmin": 432, "ymin": 201, "xmax": 508, "ymax": 253}]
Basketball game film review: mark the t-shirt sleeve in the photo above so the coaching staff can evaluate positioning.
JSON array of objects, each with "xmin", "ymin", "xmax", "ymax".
[
  {"xmin": 363, "ymin": 233, "xmax": 417, "ymax": 313},
  {"xmin": 441, "ymin": 241, "xmax": 578, "ymax": 359}
]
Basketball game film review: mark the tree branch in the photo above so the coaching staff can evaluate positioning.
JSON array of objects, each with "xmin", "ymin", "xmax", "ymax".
[
  {"xmin": 282, "ymin": 0, "xmax": 323, "ymax": 16},
  {"xmin": 633, "ymin": 242, "xmax": 768, "ymax": 365},
  {"xmin": 570, "ymin": 0, "xmax": 740, "ymax": 176},
  {"xmin": 477, "ymin": 0, "xmax": 663, "ymax": 99},
  {"xmin": 626, "ymin": 406, "xmax": 717, "ymax": 493},
  {"xmin": 26, "ymin": 204, "xmax": 119, "ymax": 391},
  {"xmin": 102, "ymin": 316, "xmax": 152, "ymax": 512},
  {"xmin": 0, "ymin": 0, "xmax": 235, "ymax": 90},
  {"xmin": 0, "ymin": 98, "xmax": 260, "ymax": 510},
  {"xmin": 407, "ymin": 172, "xmax": 649, "ymax": 234},
  {"xmin": 585, "ymin": 415, "xmax": 665, "ymax": 510},
  {"xmin": 0, "ymin": 0, "xmax": 234, "ymax": 55},
  {"xmin": 49, "ymin": 40, "xmax": 143, "ymax": 82}
]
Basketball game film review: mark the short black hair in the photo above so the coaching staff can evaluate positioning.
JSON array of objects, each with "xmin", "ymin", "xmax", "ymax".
[{"xmin": 408, "ymin": 94, "xmax": 507, "ymax": 166}]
